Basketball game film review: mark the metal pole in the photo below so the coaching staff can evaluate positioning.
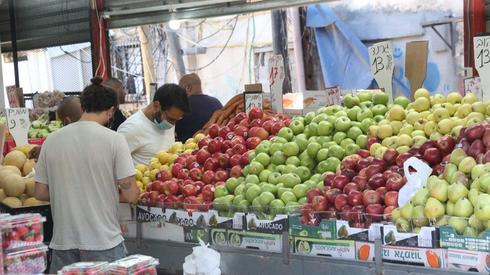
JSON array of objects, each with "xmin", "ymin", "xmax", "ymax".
[
  {"xmin": 299, "ymin": 7, "xmax": 325, "ymax": 90},
  {"xmin": 166, "ymin": 31, "xmax": 186, "ymax": 79},
  {"xmin": 289, "ymin": 7, "xmax": 306, "ymax": 93},
  {"xmin": 271, "ymin": 9, "xmax": 292, "ymax": 93},
  {"xmin": 8, "ymin": 0, "xmax": 19, "ymax": 87}
]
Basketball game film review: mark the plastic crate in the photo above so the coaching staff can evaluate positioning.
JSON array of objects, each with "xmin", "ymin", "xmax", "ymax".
[
  {"xmin": 0, "ymin": 213, "xmax": 45, "ymax": 252},
  {"xmin": 59, "ymin": 262, "xmax": 109, "ymax": 275},
  {"xmin": 3, "ymin": 244, "xmax": 48, "ymax": 274},
  {"xmin": 0, "ymin": 202, "xmax": 53, "ymax": 243},
  {"xmin": 107, "ymin": 255, "xmax": 159, "ymax": 275}
]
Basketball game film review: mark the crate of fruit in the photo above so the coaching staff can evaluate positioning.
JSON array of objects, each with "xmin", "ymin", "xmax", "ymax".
[
  {"xmin": 59, "ymin": 262, "xmax": 109, "ymax": 275},
  {"xmin": 0, "ymin": 213, "xmax": 45, "ymax": 252},
  {"xmin": 4, "ymin": 244, "xmax": 48, "ymax": 274},
  {"xmin": 107, "ymin": 254, "xmax": 159, "ymax": 275}
]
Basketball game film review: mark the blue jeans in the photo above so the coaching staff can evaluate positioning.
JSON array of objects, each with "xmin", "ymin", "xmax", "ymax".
[{"xmin": 49, "ymin": 242, "xmax": 127, "ymax": 273}]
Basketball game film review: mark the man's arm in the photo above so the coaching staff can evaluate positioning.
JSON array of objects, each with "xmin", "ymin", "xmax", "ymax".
[
  {"xmin": 34, "ymin": 182, "xmax": 50, "ymax": 201},
  {"xmin": 117, "ymin": 176, "xmax": 139, "ymax": 203}
]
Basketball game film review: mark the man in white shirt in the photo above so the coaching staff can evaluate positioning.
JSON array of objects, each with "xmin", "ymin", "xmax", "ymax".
[
  {"xmin": 34, "ymin": 77, "xmax": 140, "ymax": 273},
  {"xmin": 118, "ymin": 83, "xmax": 190, "ymax": 165}
]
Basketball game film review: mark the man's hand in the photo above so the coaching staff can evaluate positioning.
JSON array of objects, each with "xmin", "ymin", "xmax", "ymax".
[
  {"xmin": 117, "ymin": 176, "xmax": 140, "ymax": 203},
  {"xmin": 28, "ymin": 146, "xmax": 42, "ymax": 160}
]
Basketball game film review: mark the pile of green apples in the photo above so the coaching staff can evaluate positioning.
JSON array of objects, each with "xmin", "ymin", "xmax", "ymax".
[
  {"xmin": 214, "ymin": 102, "xmax": 378, "ymax": 218},
  {"xmin": 367, "ymin": 89, "xmax": 490, "ymax": 157},
  {"xmin": 28, "ymin": 120, "xmax": 62, "ymax": 138},
  {"xmin": 391, "ymin": 149, "xmax": 490, "ymax": 236}
]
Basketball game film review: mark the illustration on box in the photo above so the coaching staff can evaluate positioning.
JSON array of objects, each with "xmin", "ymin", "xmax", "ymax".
[{"xmin": 293, "ymin": 237, "xmax": 356, "ymax": 259}]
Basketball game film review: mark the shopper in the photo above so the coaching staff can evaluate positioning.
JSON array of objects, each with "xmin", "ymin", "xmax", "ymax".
[
  {"xmin": 118, "ymin": 83, "xmax": 190, "ymax": 165},
  {"xmin": 176, "ymin": 73, "xmax": 223, "ymax": 141},
  {"xmin": 102, "ymin": 77, "xmax": 127, "ymax": 131},
  {"xmin": 34, "ymin": 77, "xmax": 139, "ymax": 273},
  {"xmin": 28, "ymin": 96, "xmax": 83, "ymax": 160}
]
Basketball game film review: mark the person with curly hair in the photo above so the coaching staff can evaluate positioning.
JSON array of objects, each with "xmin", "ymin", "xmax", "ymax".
[{"xmin": 34, "ymin": 76, "xmax": 140, "ymax": 272}]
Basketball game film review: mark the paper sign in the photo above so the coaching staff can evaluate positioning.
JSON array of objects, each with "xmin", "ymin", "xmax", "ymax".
[
  {"xmin": 369, "ymin": 42, "xmax": 394, "ymax": 103},
  {"xmin": 405, "ymin": 41, "xmax": 429, "ymax": 99},
  {"xmin": 6, "ymin": 108, "xmax": 30, "ymax": 146},
  {"xmin": 464, "ymin": 77, "xmax": 482, "ymax": 101},
  {"xmin": 325, "ymin": 86, "xmax": 341, "ymax": 106},
  {"xmin": 244, "ymin": 92, "xmax": 263, "ymax": 114},
  {"xmin": 268, "ymin": 55, "xmax": 285, "ymax": 113},
  {"xmin": 473, "ymin": 36, "xmax": 490, "ymax": 102},
  {"xmin": 303, "ymin": 90, "xmax": 327, "ymax": 113},
  {"xmin": 398, "ymin": 157, "xmax": 432, "ymax": 206},
  {"xmin": 6, "ymin": 86, "xmax": 20, "ymax": 108}
]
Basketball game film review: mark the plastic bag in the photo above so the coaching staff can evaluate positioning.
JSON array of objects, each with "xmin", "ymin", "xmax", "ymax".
[
  {"xmin": 398, "ymin": 157, "xmax": 432, "ymax": 206},
  {"xmin": 183, "ymin": 239, "xmax": 221, "ymax": 275}
]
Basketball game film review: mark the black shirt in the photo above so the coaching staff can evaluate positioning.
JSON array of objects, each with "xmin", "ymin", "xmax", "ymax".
[
  {"xmin": 176, "ymin": 94, "xmax": 223, "ymax": 141},
  {"xmin": 111, "ymin": 109, "xmax": 127, "ymax": 131}
]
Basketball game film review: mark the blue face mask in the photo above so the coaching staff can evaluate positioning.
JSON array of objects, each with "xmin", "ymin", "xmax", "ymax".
[{"xmin": 154, "ymin": 119, "xmax": 173, "ymax": 130}]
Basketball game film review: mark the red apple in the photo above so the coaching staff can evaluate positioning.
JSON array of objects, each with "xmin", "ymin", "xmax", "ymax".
[
  {"xmin": 230, "ymin": 165, "xmax": 243, "ymax": 177},
  {"xmin": 208, "ymin": 124, "xmax": 220, "ymax": 138},
  {"xmin": 202, "ymin": 170, "xmax": 215, "ymax": 185},
  {"xmin": 229, "ymin": 154, "xmax": 242, "ymax": 167},
  {"xmin": 339, "ymin": 205, "xmax": 352, "ymax": 220},
  {"xmin": 198, "ymin": 138, "xmax": 210, "ymax": 149},
  {"xmin": 250, "ymin": 119, "xmax": 263, "ymax": 128},
  {"xmin": 347, "ymin": 190, "xmax": 363, "ymax": 206},
  {"xmin": 340, "ymin": 168, "xmax": 356, "ymax": 181},
  {"xmin": 156, "ymin": 170, "xmax": 172, "ymax": 182},
  {"xmin": 332, "ymin": 175, "xmax": 350, "ymax": 190},
  {"xmin": 189, "ymin": 168, "xmax": 202, "ymax": 181},
  {"xmin": 208, "ymin": 139, "xmax": 223, "ymax": 154},
  {"xmin": 368, "ymin": 173, "xmax": 386, "ymax": 189},
  {"xmin": 358, "ymin": 149, "xmax": 370, "ymax": 158},
  {"xmin": 367, "ymin": 137, "xmax": 379, "ymax": 149},
  {"xmin": 465, "ymin": 124, "xmax": 484, "ymax": 141},
  {"xmin": 348, "ymin": 205, "xmax": 365, "ymax": 223},
  {"xmin": 384, "ymin": 191, "xmax": 398, "ymax": 207},
  {"xmin": 201, "ymin": 185, "xmax": 215, "ymax": 201},
  {"xmin": 423, "ymin": 148, "xmax": 442, "ymax": 166},
  {"xmin": 436, "ymin": 135, "xmax": 455, "ymax": 156},
  {"xmin": 362, "ymin": 190, "xmax": 381, "ymax": 205},
  {"xmin": 246, "ymin": 137, "xmax": 261, "ymax": 150},
  {"xmin": 376, "ymin": 186, "xmax": 387, "ymax": 201},
  {"xmin": 341, "ymin": 155, "xmax": 360, "ymax": 171},
  {"xmin": 325, "ymin": 188, "xmax": 341, "ymax": 204},
  {"xmin": 395, "ymin": 153, "xmax": 412, "ymax": 167},
  {"xmin": 240, "ymin": 152, "xmax": 250, "ymax": 166},
  {"xmin": 248, "ymin": 107, "xmax": 264, "ymax": 121},
  {"xmin": 234, "ymin": 126, "xmax": 249, "ymax": 139},
  {"xmin": 214, "ymin": 170, "xmax": 229, "ymax": 182},
  {"xmin": 418, "ymin": 141, "xmax": 436, "ymax": 155},
  {"xmin": 334, "ymin": 194, "xmax": 349, "ymax": 210},
  {"xmin": 182, "ymin": 184, "xmax": 198, "ymax": 197},
  {"xmin": 196, "ymin": 149, "xmax": 211, "ymax": 165},
  {"xmin": 366, "ymin": 203, "xmax": 384, "ymax": 222},
  {"xmin": 172, "ymin": 163, "xmax": 184, "ymax": 177},
  {"xmin": 383, "ymin": 148, "xmax": 399, "ymax": 165},
  {"xmin": 150, "ymin": 180, "xmax": 165, "ymax": 194},
  {"xmin": 234, "ymin": 112, "xmax": 248, "ymax": 124},
  {"xmin": 249, "ymin": 127, "xmax": 269, "ymax": 141},
  {"xmin": 323, "ymin": 173, "xmax": 336, "ymax": 187},
  {"xmin": 468, "ymin": 139, "xmax": 485, "ymax": 159},
  {"xmin": 163, "ymin": 180, "xmax": 179, "ymax": 196},
  {"xmin": 218, "ymin": 153, "xmax": 230, "ymax": 169},
  {"xmin": 383, "ymin": 205, "xmax": 396, "ymax": 220},
  {"xmin": 177, "ymin": 169, "xmax": 189, "ymax": 180},
  {"xmin": 312, "ymin": 195, "xmax": 329, "ymax": 211},
  {"xmin": 270, "ymin": 121, "xmax": 284, "ymax": 135},
  {"xmin": 262, "ymin": 120, "xmax": 274, "ymax": 133},
  {"xmin": 307, "ymin": 188, "xmax": 323, "ymax": 203},
  {"xmin": 232, "ymin": 143, "xmax": 247, "ymax": 155},
  {"xmin": 343, "ymin": 182, "xmax": 359, "ymax": 195}
]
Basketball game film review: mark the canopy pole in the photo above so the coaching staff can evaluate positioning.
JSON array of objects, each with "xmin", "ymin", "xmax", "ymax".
[{"xmin": 8, "ymin": 0, "xmax": 19, "ymax": 87}]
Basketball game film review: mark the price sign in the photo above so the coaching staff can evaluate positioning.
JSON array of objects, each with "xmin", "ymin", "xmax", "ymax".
[
  {"xmin": 464, "ymin": 77, "xmax": 482, "ymax": 101},
  {"xmin": 369, "ymin": 41, "xmax": 394, "ymax": 103},
  {"xmin": 325, "ymin": 86, "xmax": 341, "ymax": 106},
  {"xmin": 268, "ymin": 55, "xmax": 284, "ymax": 113},
  {"xmin": 6, "ymin": 108, "xmax": 30, "ymax": 146},
  {"xmin": 473, "ymin": 36, "xmax": 490, "ymax": 101},
  {"xmin": 6, "ymin": 85, "xmax": 20, "ymax": 108},
  {"xmin": 244, "ymin": 92, "xmax": 263, "ymax": 114}
]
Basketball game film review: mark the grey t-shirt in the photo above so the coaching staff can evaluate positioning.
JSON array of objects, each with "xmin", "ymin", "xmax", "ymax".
[{"xmin": 35, "ymin": 121, "xmax": 135, "ymax": 251}]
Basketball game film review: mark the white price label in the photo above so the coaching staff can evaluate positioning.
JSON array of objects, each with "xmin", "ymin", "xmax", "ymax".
[
  {"xmin": 369, "ymin": 41, "xmax": 394, "ymax": 103},
  {"xmin": 268, "ymin": 55, "xmax": 284, "ymax": 113},
  {"xmin": 325, "ymin": 86, "xmax": 341, "ymax": 106},
  {"xmin": 6, "ymin": 108, "xmax": 30, "ymax": 146},
  {"xmin": 473, "ymin": 36, "xmax": 490, "ymax": 101},
  {"xmin": 244, "ymin": 92, "xmax": 263, "ymax": 114}
]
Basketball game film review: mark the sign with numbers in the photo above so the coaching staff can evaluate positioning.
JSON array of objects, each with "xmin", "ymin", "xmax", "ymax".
[
  {"xmin": 244, "ymin": 92, "xmax": 263, "ymax": 114},
  {"xmin": 325, "ymin": 86, "xmax": 341, "ymax": 106},
  {"xmin": 473, "ymin": 36, "xmax": 490, "ymax": 101},
  {"xmin": 268, "ymin": 55, "xmax": 284, "ymax": 113},
  {"xmin": 6, "ymin": 86, "xmax": 20, "ymax": 107},
  {"xmin": 464, "ymin": 77, "xmax": 482, "ymax": 101},
  {"xmin": 6, "ymin": 108, "xmax": 30, "ymax": 146},
  {"xmin": 369, "ymin": 41, "xmax": 394, "ymax": 103}
]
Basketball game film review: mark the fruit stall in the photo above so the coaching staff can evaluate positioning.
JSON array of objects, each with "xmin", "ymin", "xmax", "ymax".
[{"xmin": 114, "ymin": 90, "xmax": 490, "ymax": 274}]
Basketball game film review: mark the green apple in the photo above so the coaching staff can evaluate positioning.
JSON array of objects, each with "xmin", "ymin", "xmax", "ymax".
[
  {"xmin": 320, "ymin": 157, "xmax": 340, "ymax": 173},
  {"xmin": 280, "ymin": 191, "xmax": 297, "ymax": 204},
  {"xmin": 271, "ymin": 136, "xmax": 287, "ymax": 144},
  {"xmin": 334, "ymin": 111, "xmax": 347, "ymax": 118},
  {"xmin": 245, "ymin": 174, "xmax": 260, "ymax": 185},
  {"xmin": 300, "ymin": 156, "xmax": 316, "ymax": 171},
  {"xmin": 292, "ymin": 183, "xmax": 308, "ymax": 199},
  {"xmin": 333, "ymin": 132, "xmax": 347, "ymax": 145},
  {"xmin": 394, "ymin": 96, "xmax": 410, "ymax": 108},
  {"xmin": 306, "ymin": 142, "xmax": 322, "ymax": 159},
  {"xmin": 278, "ymin": 127, "xmax": 294, "ymax": 141},
  {"xmin": 294, "ymin": 134, "xmax": 309, "ymax": 153},
  {"xmin": 268, "ymin": 172, "xmax": 282, "ymax": 185},
  {"xmin": 286, "ymin": 156, "xmax": 301, "ymax": 166},
  {"xmin": 373, "ymin": 115, "xmax": 385, "ymax": 123},
  {"xmin": 345, "ymin": 143, "xmax": 360, "ymax": 155},
  {"xmin": 347, "ymin": 126, "xmax": 363, "ymax": 140},
  {"xmin": 304, "ymin": 112, "xmax": 316, "ymax": 125},
  {"xmin": 317, "ymin": 136, "xmax": 332, "ymax": 145},
  {"xmin": 294, "ymin": 166, "xmax": 312, "ymax": 182},
  {"xmin": 323, "ymin": 141, "xmax": 337, "ymax": 149},
  {"xmin": 255, "ymin": 152, "xmax": 271, "ymax": 167},
  {"xmin": 245, "ymin": 184, "xmax": 261, "ymax": 202},
  {"xmin": 373, "ymin": 92, "xmax": 389, "ymax": 105},
  {"xmin": 360, "ymin": 118, "xmax": 374, "ymax": 134},
  {"xmin": 340, "ymin": 138, "xmax": 355, "ymax": 150},
  {"xmin": 312, "ymin": 113, "xmax": 328, "ymax": 124},
  {"xmin": 226, "ymin": 177, "xmax": 240, "ymax": 193},
  {"xmin": 261, "ymin": 183, "xmax": 277, "ymax": 195},
  {"xmin": 289, "ymin": 119, "xmax": 305, "ymax": 135},
  {"xmin": 255, "ymin": 141, "xmax": 271, "ymax": 155},
  {"xmin": 356, "ymin": 134, "xmax": 368, "ymax": 149},
  {"xmin": 281, "ymin": 173, "xmax": 302, "ymax": 188},
  {"xmin": 269, "ymin": 199, "xmax": 286, "ymax": 215},
  {"xmin": 271, "ymin": 151, "xmax": 287, "ymax": 165},
  {"xmin": 258, "ymin": 191, "xmax": 275, "ymax": 206},
  {"xmin": 283, "ymin": 142, "xmax": 300, "ymax": 157},
  {"xmin": 251, "ymin": 197, "xmax": 264, "ymax": 212},
  {"xmin": 259, "ymin": 169, "xmax": 272, "ymax": 183},
  {"xmin": 306, "ymin": 122, "xmax": 319, "ymax": 137},
  {"xmin": 357, "ymin": 108, "xmax": 373, "ymax": 122},
  {"xmin": 344, "ymin": 94, "xmax": 360, "ymax": 108},
  {"xmin": 357, "ymin": 91, "xmax": 373, "ymax": 102},
  {"xmin": 249, "ymin": 161, "xmax": 264, "ymax": 175},
  {"xmin": 328, "ymin": 145, "xmax": 345, "ymax": 160},
  {"xmin": 347, "ymin": 106, "xmax": 361, "ymax": 121},
  {"xmin": 334, "ymin": 117, "xmax": 351, "ymax": 132},
  {"xmin": 371, "ymin": 104, "xmax": 388, "ymax": 117},
  {"xmin": 388, "ymin": 105, "xmax": 406, "ymax": 121},
  {"xmin": 316, "ymin": 148, "xmax": 329, "ymax": 162},
  {"xmin": 316, "ymin": 121, "xmax": 333, "ymax": 137}
]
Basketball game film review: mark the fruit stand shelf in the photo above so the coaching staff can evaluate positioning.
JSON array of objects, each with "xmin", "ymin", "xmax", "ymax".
[{"xmin": 124, "ymin": 237, "xmax": 478, "ymax": 275}]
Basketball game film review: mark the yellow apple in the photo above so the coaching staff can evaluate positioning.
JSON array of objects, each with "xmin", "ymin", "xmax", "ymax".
[
  {"xmin": 377, "ymin": 124, "xmax": 394, "ymax": 139},
  {"xmin": 194, "ymin": 133, "xmax": 206, "ymax": 142},
  {"xmin": 433, "ymin": 108, "xmax": 450, "ymax": 122},
  {"xmin": 396, "ymin": 146, "xmax": 411, "ymax": 154},
  {"xmin": 406, "ymin": 111, "xmax": 420, "ymax": 125},
  {"xmin": 486, "ymin": 102, "xmax": 490, "ymax": 116},
  {"xmin": 391, "ymin": 121, "xmax": 403, "ymax": 135},
  {"xmin": 456, "ymin": 104, "xmax": 472, "ymax": 118},
  {"xmin": 424, "ymin": 121, "xmax": 438, "ymax": 136},
  {"xmin": 156, "ymin": 151, "xmax": 171, "ymax": 164},
  {"xmin": 399, "ymin": 124, "xmax": 414, "ymax": 136},
  {"xmin": 430, "ymin": 94, "xmax": 446, "ymax": 106},
  {"xmin": 135, "ymin": 169, "xmax": 143, "ymax": 181},
  {"xmin": 397, "ymin": 134, "xmax": 413, "ymax": 147},
  {"xmin": 414, "ymin": 88, "xmax": 430, "ymax": 99},
  {"xmin": 135, "ymin": 164, "xmax": 147, "ymax": 174},
  {"xmin": 466, "ymin": 112, "xmax": 485, "ymax": 121},
  {"xmin": 143, "ymin": 170, "xmax": 150, "ymax": 178},
  {"xmin": 419, "ymin": 111, "xmax": 431, "ymax": 119},
  {"xmin": 472, "ymin": 102, "xmax": 486, "ymax": 114},
  {"xmin": 411, "ymin": 130, "xmax": 426, "ymax": 138},
  {"xmin": 430, "ymin": 132, "xmax": 443, "ymax": 141},
  {"xmin": 150, "ymin": 168, "xmax": 160, "ymax": 181},
  {"xmin": 185, "ymin": 142, "xmax": 197, "ymax": 150},
  {"xmin": 466, "ymin": 117, "xmax": 484, "ymax": 127},
  {"xmin": 374, "ymin": 146, "xmax": 388, "ymax": 159},
  {"xmin": 414, "ymin": 119, "xmax": 427, "ymax": 131},
  {"xmin": 413, "ymin": 97, "xmax": 431, "ymax": 112},
  {"xmin": 447, "ymin": 92, "xmax": 462, "ymax": 104},
  {"xmin": 388, "ymin": 105, "xmax": 406, "ymax": 121},
  {"xmin": 142, "ymin": 176, "xmax": 151, "ymax": 186},
  {"xmin": 451, "ymin": 125, "xmax": 463, "ymax": 139},
  {"xmin": 368, "ymin": 125, "xmax": 379, "ymax": 137},
  {"xmin": 437, "ymin": 118, "xmax": 453, "ymax": 135},
  {"xmin": 413, "ymin": 136, "xmax": 428, "ymax": 147},
  {"xmin": 462, "ymin": 92, "xmax": 478, "ymax": 104},
  {"xmin": 441, "ymin": 103, "xmax": 456, "ymax": 116},
  {"xmin": 369, "ymin": 143, "xmax": 382, "ymax": 156},
  {"xmin": 382, "ymin": 137, "xmax": 398, "ymax": 148}
]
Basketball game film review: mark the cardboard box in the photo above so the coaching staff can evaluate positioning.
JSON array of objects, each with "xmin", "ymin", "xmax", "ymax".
[
  {"xmin": 382, "ymin": 245, "xmax": 446, "ymax": 269},
  {"xmin": 439, "ymin": 226, "xmax": 490, "ymax": 252},
  {"xmin": 446, "ymin": 248, "xmax": 490, "ymax": 273},
  {"xmin": 141, "ymin": 221, "xmax": 185, "ymax": 242},
  {"xmin": 227, "ymin": 230, "xmax": 283, "ymax": 253},
  {"xmin": 245, "ymin": 213, "xmax": 288, "ymax": 234},
  {"xmin": 292, "ymin": 237, "xmax": 356, "ymax": 260},
  {"xmin": 207, "ymin": 210, "xmax": 245, "ymax": 230},
  {"xmin": 381, "ymin": 224, "xmax": 438, "ymax": 248},
  {"xmin": 135, "ymin": 206, "xmax": 210, "ymax": 228},
  {"xmin": 210, "ymin": 228, "xmax": 228, "ymax": 247}
]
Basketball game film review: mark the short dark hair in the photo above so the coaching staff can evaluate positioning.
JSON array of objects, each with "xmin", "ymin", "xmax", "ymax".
[
  {"xmin": 154, "ymin": 83, "xmax": 190, "ymax": 112},
  {"xmin": 80, "ymin": 76, "xmax": 118, "ymax": 113}
]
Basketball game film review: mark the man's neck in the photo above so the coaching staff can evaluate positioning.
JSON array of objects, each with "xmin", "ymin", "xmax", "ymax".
[
  {"xmin": 143, "ymin": 105, "xmax": 155, "ymax": 121},
  {"xmin": 79, "ymin": 113, "xmax": 106, "ymax": 125},
  {"xmin": 191, "ymin": 91, "xmax": 203, "ymax": 96}
]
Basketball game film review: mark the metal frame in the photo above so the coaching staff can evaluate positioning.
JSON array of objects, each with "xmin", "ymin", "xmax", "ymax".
[{"xmin": 422, "ymin": 17, "xmax": 463, "ymax": 56}]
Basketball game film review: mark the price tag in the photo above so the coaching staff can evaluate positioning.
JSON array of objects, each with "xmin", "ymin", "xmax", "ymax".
[
  {"xmin": 268, "ymin": 55, "xmax": 284, "ymax": 113},
  {"xmin": 6, "ymin": 108, "xmax": 30, "ymax": 146},
  {"xmin": 6, "ymin": 85, "xmax": 20, "ymax": 108},
  {"xmin": 473, "ymin": 36, "xmax": 490, "ymax": 101},
  {"xmin": 325, "ymin": 86, "xmax": 341, "ymax": 106},
  {"xmin": 244, "ymin": 92, "xmax": 263, "ymax": 114},
  {"xmin": 368, "ymin": 41, "xmax": 394, "ymax": 103},
  {"xmin": 464, "ymin": 77, "xmax": 482, "ymax": 101}
]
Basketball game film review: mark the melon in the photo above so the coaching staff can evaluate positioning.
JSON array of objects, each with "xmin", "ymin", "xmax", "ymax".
[
  {"xmin": 0, "ymin": 166, "xmax": 22, "ymax": 189},
  {"xmin": 3, "ymin": 150, "xmax": 27, "ymax": 169},
  {"xmin": 2, "ymin": 197, "xmax": 22, "ymax": 208},
  {"xmin": 3, "ymin": 174, "xmax": 26, "ymax": 197},
  {"xmin": 0, "ymin": 189, "xmax": 6, "ymax": 201},
  {"xmin": 22, "ymin": 159, "xmax": 36, "ymax": 176},
  {"xmin": 25, "ymin": 178, "xmax": 36, "ymax": 197},
  {"xmin": 23, "ymin": 197, "xmax": 43, "ymax": 207},
  {"xmin": 19, "ymin": 193, "xmax": 29, "ymax": 202}
]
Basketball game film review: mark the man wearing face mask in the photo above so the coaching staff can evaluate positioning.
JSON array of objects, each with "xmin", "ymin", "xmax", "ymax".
[
  {"xmin": 117, "ymin": 83, "xmax": 190, "ymax": 165},
  {"xmin": 34, "ymin": 77, "xmax": 139, "ymax": 272}
]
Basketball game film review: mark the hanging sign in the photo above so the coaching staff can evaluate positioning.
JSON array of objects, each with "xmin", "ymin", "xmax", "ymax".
[
  {"xmin": 268, "ymin": 55, "xmax": 284, "ymax": 113},
  {"xmin": 464, "ymin": 77, "xmax": 482, "ymax": 101},
  {"xmin": 6, "ymin": 108, "xmax": 30, "ymax": 146},
  {"xmin": 325, "ymin": 86, "xmax": 341, "ymax": 106},
  {"xmin": 473, "ymin": 36, "xmax": 490, "ymax": 101},
  {"xmin": 369, "ymin": 41, "xmax": 394, "ymax": 103},
  {"xmin": 6, "ymin": 85, "xmax": 20, "ymax": 108},
  {"xmin": 244, "ymin": 92, "xmax": 263, "ymax": 114}
]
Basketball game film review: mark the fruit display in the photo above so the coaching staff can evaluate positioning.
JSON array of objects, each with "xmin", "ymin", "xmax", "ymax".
[
  {"xmin": 106, "ymin": 254, "xmax": 159, "ymax": 275},
  {"xmin": 28, "ymin": 118, "xmax": 62, "ymax": 138},
  {"xmin": 391, "ymin": 122, "xmax": 490, "ymax": 235},
  {"xmin": 138, "ymin": 108, "xmax": 291, "ymax": 211},
  {"xmin": 0, "ymin": 149, "xmax": 48, "ymax": 208},
  {"xmin": 0, "ymin": 213, "xmax": 44, "ymax": 251},
  {"xmin": 60, "ymin": 262, "xmax": 109, "ymax": 275},
  {"xmin": 3, "ymin": 244, "xmax": 48, "ymax": 274}
]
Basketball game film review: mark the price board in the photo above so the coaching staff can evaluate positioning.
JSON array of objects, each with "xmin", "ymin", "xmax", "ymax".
[
  {"xmin": 268, "ymin": 55, "xmax": 284, "ymax": 113},
  {"xmin": 6, "ymin": 108, "xmax": 30, "ymax": 146},
  {"xmin": 369, "ymin": 41, "xmax": 394, "ymax": 103},
  {"xmin": 473, "ymin": 36, "xmax": 490, "ymax": 101},
  {"xmin": 244, "ymin": 92, "xmax": 263, "ymax": 114},
  {"xmin": 325, "ymin": 86, "xmax": 341, "ymax": 106}
]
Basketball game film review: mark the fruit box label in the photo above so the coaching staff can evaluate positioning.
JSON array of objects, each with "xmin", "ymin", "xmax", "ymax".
[
  {"xmin": 336, "ymin": 221, "xmax": 383, "ymax": 242},
  {"xmin": 136, "ymin": 206, "xmax": 167, "ymax": 223},
  {"xmin": 136, "ymin": 206, "xmax": 210, "ymax": 229},
  {"xmin": 382, "ymin": 224, "xmax": 438, "ymax": 248},
  {"xmin": 210, "ymin": 229, "xmax": 228, "ymax": 247},
  {"xmin": 446, "ymin": 248, "xmax": 490, "ymax": 273},
  {"xmin": 183, "ymin": 227, "xmax": 209, "ymax": 244},
  {"xmin": 289, "ymin": 215, "xmax": 336, "ymax": 239},
  {"xmin": 355, "ymin": 242, "xmax": 375, "ymax": 261},
  {"xmin": 292, "ymin": 237, "xmax": 356, "ymax": 260},
  {"xmin": 439, "ymin": 226, "xmax": 490, "ymax": 252},
  {"xmin": 207, "ymin": 210, "xmax": 245, "ymax": 230},
  {"xmin": 227, "ymin": 230, "xmax": 282, "ymax": 252},
  {"xmin": 141, "ymin": 221, "xmax": 185, "ymax": 242},
  {"xmin": 246, "ymin": 214, "xmax": 288, "ymax": 234},
  {"xmin": 382, "ymin": 245, "xmax": 446, "ymax": 269}
]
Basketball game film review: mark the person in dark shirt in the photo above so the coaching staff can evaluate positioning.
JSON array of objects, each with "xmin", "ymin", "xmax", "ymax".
[
  {"xmin": 102, "ymin": 78, "xmax": 127, "ymax": 131},
  {"xmin": 176, "ymin": 73, "xmax": 223, "ymax": 141}
]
